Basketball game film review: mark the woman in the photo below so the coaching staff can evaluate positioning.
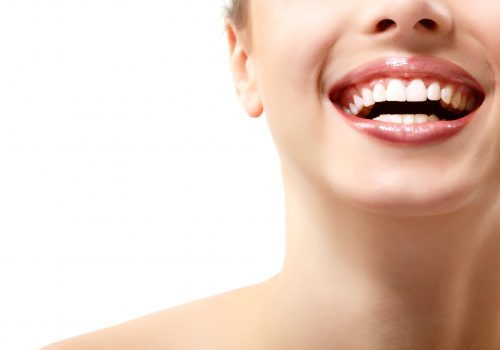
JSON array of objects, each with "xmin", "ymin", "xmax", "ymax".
[{"xmin": 43, "ymin": 0, "xmax": 500, "ymax": 349}]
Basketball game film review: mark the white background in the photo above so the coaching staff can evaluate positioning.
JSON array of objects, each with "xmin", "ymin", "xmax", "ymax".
[{"xmin": 0, "ymin": 1, "xmax": 285, "ymax": 348}]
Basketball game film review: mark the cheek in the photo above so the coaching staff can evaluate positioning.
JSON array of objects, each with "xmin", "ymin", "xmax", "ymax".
[
  {"xmin": 251, "ymin": 4, "xmax": 349, "ymax": 168},
  {"xmin": 251, "ymin": 1, "xmax": 349, "ymax": 87},
  {"xmin": 461, "ymin": 3, "xmax": 500, "ymax": 173},
  {"xmin": 480, "ymin": 28, "xmax": 500, "ymax": 61},
  {"xmin": 454, "ymin": 2, "xmax": 500, "ymax": 69}
]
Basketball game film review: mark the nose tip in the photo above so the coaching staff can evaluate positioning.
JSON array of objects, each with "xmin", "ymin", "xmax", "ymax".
[{"xmin": 366, "ymin": 0, "xmax": 453, "ymax": 38}]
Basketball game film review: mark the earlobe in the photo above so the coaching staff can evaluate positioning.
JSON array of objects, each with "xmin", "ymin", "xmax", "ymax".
[{"xmin": 226, "ymin": 24, "xmax": 264, "ymax": 118}]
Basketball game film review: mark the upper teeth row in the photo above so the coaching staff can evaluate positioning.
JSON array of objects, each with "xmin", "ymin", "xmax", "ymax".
[{"xmin": 346, "ymin": 79, "xmax": 477, "ymax": 116}]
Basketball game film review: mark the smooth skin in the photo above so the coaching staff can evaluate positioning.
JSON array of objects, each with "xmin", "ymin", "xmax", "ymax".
[{"xmin": 44, "ymin": 0, "xmax": 500, "ymax": 349}]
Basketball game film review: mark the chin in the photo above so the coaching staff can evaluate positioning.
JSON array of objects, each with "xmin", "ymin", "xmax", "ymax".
[{"xmin": 336, "ymin": 176, "xmax": 477, "ymax": 217}]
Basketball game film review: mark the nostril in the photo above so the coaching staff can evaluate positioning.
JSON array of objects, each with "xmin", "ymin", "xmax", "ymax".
[
  {"xmin": 375, "ymin": 19, "xmax": 397, "ymax": 32},
  {"xmin": 417, "ymin": 18, "xmax": 438, "ymax": 31}
]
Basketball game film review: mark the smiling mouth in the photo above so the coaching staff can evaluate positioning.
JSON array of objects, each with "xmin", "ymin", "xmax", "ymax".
[
  {"xmin": 328, "ymin": 57, "xmax": 485, "ymax": 125},
  {"xmin": 331, "ymin": 78, "xmax": 484, "ymax": 124}
]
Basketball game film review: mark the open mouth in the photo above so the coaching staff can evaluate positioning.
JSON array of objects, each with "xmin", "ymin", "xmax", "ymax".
[
  {"xmin": 328, "ymin": 57, "xmax": 486, "ymax": 126},
  {"xmin": 330, "ymin": 78, "xmax": 485, "ymax": 125}
]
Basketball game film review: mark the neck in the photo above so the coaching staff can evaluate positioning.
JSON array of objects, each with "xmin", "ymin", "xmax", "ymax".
[{"xmin": 261, "ymin": 168, "xmax": 500, "ymax": 350}]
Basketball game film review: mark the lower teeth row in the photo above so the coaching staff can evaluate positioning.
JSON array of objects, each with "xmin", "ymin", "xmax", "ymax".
[{"xmin": 373, "ymin": 114, "xmax": 440, "ymax": 124}]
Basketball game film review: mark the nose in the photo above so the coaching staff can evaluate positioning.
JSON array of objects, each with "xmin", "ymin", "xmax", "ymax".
[{"xmin": 361, "ymin": 0, "xmax": 453, "ymax": 41}]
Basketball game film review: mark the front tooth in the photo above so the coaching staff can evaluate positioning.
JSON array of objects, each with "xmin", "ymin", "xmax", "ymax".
[
  {"xmin": 441, "ymin": 85, "xmax": 453, "ymax": 104},
  {"xmin": 362, "ymin": 88, "xmax": 375, "ymax": 107},
  {"xmin": 389, "ymin": 114, "xmax": 403, "ymax": 124},
  {"xmin": 429, "ymin": 114, "xmax": 440, "ymax": 122},
  {"xmin": 373, "ymin": 83, "xmax": 386, "ymax": 102},
  {"xmin": 403, "ymin": 114, "xmax": 415, "ymax": 124},
  {"xmin": 427, "ymin": 82, "xmax": 441, "ymax": 101},
  {"xmin": 406, "ymin": 79, "xmax": 427, "ymax": 102},
  {"xmin": 451, "ymin": 92, "xmax": 462, "ymax": 109},
  {"xmin": 386, "ymin": 79, "xmax": 406, "ymax": 101},
  {"xmin": 415, "ymin": 114, "xmax": 429, "ymax": 123}
]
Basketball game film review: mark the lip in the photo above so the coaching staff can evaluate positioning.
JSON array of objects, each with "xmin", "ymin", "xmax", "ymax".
[
  {"xmin": 328, "ymin": 56, "xmax": 485, "ymax": 145},
  {"xmin": 336, "ymin": 107, "xmax": 477, "ymax": 145},
  {"xmin": 329, "ymin": 56, "xmax": 485, "ymax": 97}
]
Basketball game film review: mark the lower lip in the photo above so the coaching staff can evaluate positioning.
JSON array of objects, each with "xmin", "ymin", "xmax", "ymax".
[{"xmin": 335, "ymin": 105, "xmax": 476, "ymax": 145}]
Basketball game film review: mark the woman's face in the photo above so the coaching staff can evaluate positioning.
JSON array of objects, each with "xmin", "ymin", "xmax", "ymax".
[{"xmin": 237, "ymin": 0, "xmax": 500, "ymax": 216}]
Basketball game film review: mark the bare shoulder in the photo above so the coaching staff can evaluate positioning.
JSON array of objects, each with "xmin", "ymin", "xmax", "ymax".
[{"xmin": 41, "ymin": 279, "xmax": 273, "ymax": 350}]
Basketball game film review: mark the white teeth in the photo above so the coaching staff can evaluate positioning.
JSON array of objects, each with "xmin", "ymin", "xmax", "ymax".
[
  {"xmin": 374, "ymin": 114, "xmax": 390, "ymax": 122},
  {"xmin": 427, "ymin": 82, "xmax": 441, "ymax": 101},
  {"xmin": 406, "ymin": 79, "xmax": 427, "ymax": 102},
  {"xmin": 373, "ymin": 114, "xmax": 441, "ymax": 124},
  {"xmin": 386, "ymin": 79, "xmax": 406, "ymax": 102},
  {"xmin": 340, "ymin": 79, "xmax": 479, "ymax": 117},
  {"xmin": 403, "ymin": 114, "xmax": 415, "ymax": 125},
  {"xmin": 354, "ymin": 95, "xmax": 364, "ymax": 111},
  {"xmin": 451, "ymin": 91, "xmax": 462, "ymax": 110},
  {"xmin": 389, "ymin": 114, "xmax": 403, "ymax": 123},
  {"xmin": 373, "ymin": 83, "xmax": 386, "ymax": 102},
  {"xmin": 441, "ymin": 85, "xmax": 453, "ymax": 104},
  {"xmin": 415, "ymin": 114, "xmax": 429, "ymax": 123},
  {"xmin": 362, "ymin": 88, "xmax": 375, "ymax": 107}
]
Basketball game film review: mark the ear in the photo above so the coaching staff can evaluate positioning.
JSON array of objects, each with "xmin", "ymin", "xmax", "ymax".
[{"xmin": 226, "ymin": 23, "xmax": 263, "ymax": 118}]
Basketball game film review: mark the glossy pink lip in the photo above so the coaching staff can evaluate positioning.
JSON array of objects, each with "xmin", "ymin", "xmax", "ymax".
[
  {"xmin": 328, "ymin": 56, "xmax": 485, "ymax": 145},
  {"xmin": 329, "ymin": 56, "xmax": 485, "ymax": 98},
  {"xmin": 336, "ymin": 107, "xmax": 477, "ymax": 145}
]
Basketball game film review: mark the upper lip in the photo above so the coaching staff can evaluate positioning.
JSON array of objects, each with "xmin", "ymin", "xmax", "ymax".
[{"xmin": 328, "ymin": 56, "xmax": 485, "ymax": 99}]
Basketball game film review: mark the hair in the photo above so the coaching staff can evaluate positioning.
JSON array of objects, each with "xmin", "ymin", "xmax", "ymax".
[{"xmin": 225, "ymin": 0, "xmax": 248, "ymax": 29}]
